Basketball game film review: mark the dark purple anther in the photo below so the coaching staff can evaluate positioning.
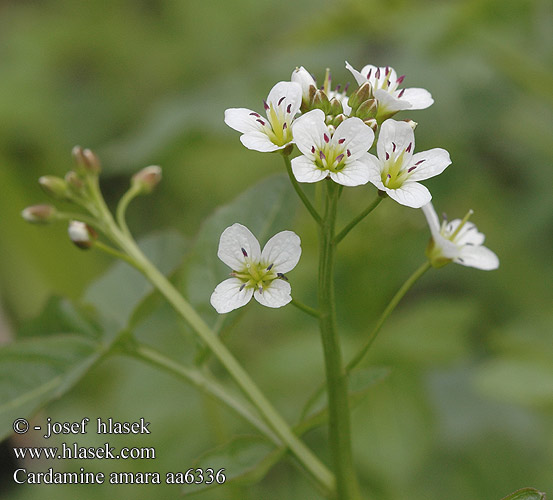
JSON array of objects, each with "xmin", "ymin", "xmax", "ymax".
[
  {"xmin": 239, "ymin": 284, "xmax": 246, "ymax": 292},
  {"xmin": 256, "ymin": 119, "xmax": 266, "ymax": 126},
  {"xmin": 323, "ymin": 133, "xmax": 330, "ymax": 143},
  {"xmin": 250, "ymin": 112, "xmax": 261, "ymax": 117},
  {"xmin": 387, "ymin": 174, "xmax": 391, "ymax": 179},
  {"xmin": 392, "ymin": 142, "xmax": 396, "ymax": 152},
  {"xmin": 311, "ymin": 146, "xmax": 316, "ymax": 154},
  {"xmin": 335, "ymin": 84, "xmax": 341, "ymax": 92},
  {"xmin": 346, "ymin": 149, "xmax": 351, "ymax": 157},
  {"xmin": 277, "ymin": 272, "xmax": 288, "ymax": 281},
  {"xmin": 241, "ymin": 247, "xmax": 248, "ymax": 257},
  {"xmin": 278, "ymin": 96, "xmax": 286, "ymax": 106},
  {"xmin": 263, "ymin": 100, "xmax": 269, "ymax": 110},
  {"xmin": 406, "ymin": 142, "xmax": 412, "ymax": 153},
  {"xmin": 319, "ymin": 151, "xmax": 326, "ymax": 161},
  {"xmin": 266, "ymin": 263, "xmax": 274, "ymax": 271},
  {"xmin": 396, "ymin": 75, "xmax": 405, "ymax": 85},
  {"xmin": 385, "ymin": 66, "xmax": 390, "ymax": 75},
  {"xmin": 375, "ymin": 68, "xmax": 381, "ymax": 79},
  {"xmin": 398, "ymin": 89, "xmax": 405, "ymax": 98},
  {"xmin": 366, "ymin": 69, "xmax": 372, "ymax": 79},
  {"xmin": 415, "ymin": 159, "xmax": 425, "ymax": 165},
  {"xmin": 344, "ymin": 83, "xmax": 350, "ymax": 92},
  {"xmin": 283, "ymin": 123, "xmax": 287, "ymax": 130},
  {"xmin": 287, "ymin": 103, "xmax": 292, "ymax": 113},
  {"xmin": 385, "ymin": 152, "xmax": 390, "ymax": 160},
  {"xmin": 335, "ymin": 153, "xmax": 344, "ymax": 163},
  {"xmin": 338, "ymin": 138, "xmax": 346, "ymax": 144},
  {"xmin": 407, "ymin": 166, "xmax": 416, "ymax": 173}
]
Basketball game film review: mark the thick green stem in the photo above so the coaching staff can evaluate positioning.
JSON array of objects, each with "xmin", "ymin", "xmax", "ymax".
[
  {"xmin": 346, "ymin": 261, "xmax": 431, "ymax": 372},
  {"xmin": 283, "ymin": 154, "xmax": 322, "ymax": 225},
  {"xmin": 318, "ymin": 181, "xmax": 362, "ymax": 500},
  {"xmin": 334, "ymin": 195, "xmax": 383, "ymax": 245}
]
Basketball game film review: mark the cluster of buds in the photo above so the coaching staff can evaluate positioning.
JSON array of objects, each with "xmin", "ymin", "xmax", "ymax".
[{"xmin": 22, "ymin": 147, "xmax": 162, "ymax": 251}]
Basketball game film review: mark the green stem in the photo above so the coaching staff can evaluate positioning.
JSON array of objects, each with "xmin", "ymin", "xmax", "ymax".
[
  {"xmin": 93, "ymin": 240, "xmax": 138, "ymax": 267},
  {"xmin": 282, "ymin": 154, "xmax": 322, "ymax": 225},
  {"xmin": 334, "ymin": 195, "xmax": 383, "ymax": 245},
  {"xmin": 318, "ymin": 181, "xmax": 362, "ymax": 500},
  {"xmin": 346, "ymin": 261, "xmax": 431, "ymax": 373},
  {"xmin": 129, "ymin": 342, "xmax": 280, "ymax": 444},
  {"xmin": 291, "ymin": 298, "xmax": 321, "ymax": 318},
  {"xmin": 116, "ymin": 184, "xmax": 141, "ymax": 238}
]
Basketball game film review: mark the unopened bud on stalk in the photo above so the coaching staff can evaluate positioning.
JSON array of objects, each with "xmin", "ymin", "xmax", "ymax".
[
  {"xmin": 348, "ymin": 82, "xmax": 373, "ymax": 112},
  {"xmin": 364, "ymin": 118, "xmax": 378, "ymax": 132},
  {"xmin": 404, "ymin": 119, "xmax": 418, "ymax": 130},
  {"xmin": 312, "ymin": 90, "xmax": 331, "ymax": 114},
  {"xmin": 72, "ymin": 146, "xmax": 101, "ymax": 174},
  {"xmin": 38, "ymin": 176, "xmax": 68, "ymax": 199},
  {"xmin": 68, "ymin": 220, "xmax": 97, "ymax": 250},
  {"xmin": 355, "ymin": 98, "xmax": 377, "ymax": 120},
  {"xmin": 21, "ymin": 204, "xmax": 57, "ymax": 224},
  {"xmin": 65, "ymin": 171, "xmax": 85, "ymax": 194},
  {"xmin": 131, "ymin": 165, "xmax": 162, "ymax": 194},
  {"xmin": 329, "ymin": 97, "xmax": 343, "ymax": 116}
]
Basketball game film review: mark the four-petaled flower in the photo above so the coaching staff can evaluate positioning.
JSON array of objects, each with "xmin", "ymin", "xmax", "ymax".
[
  {"xmin": 291, "ymin": 109, "xmax": 374, "ymax": 186},
  {"xmin": 422, "ymin": 202, "xmax": 499, "ymax": 270},
  {"xmin": 346, "ymin": 62, "xmax": 433, "ymax": 121},
  {"xmin": 224, "ymin": 81, "xmax": 302, "ymax": 152},
  {"xmin": 210, "ymin": 223, "xmax": 302, "ymax": 314},
  {"xmin": 367, "ymin": 119, "xmax": 451, "ymax": 208}
]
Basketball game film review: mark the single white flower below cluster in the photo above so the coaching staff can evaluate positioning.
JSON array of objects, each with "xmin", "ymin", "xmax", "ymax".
[
  {"xmin": 224, "ymin": 81, "xmax": 302, "ymax": 152},
  {"xmin": 291, "ymin": 109, "xmax": 374, "ymax": 186},
  {"xmin": 422, "ymin": 202, "xmax": 499, "ymax": 270},
  {"xmin": 367, "ymin": 119, "xmax": 451, "ymax": 208},
  {"xmin": 210, "ymin": 223, "xmax": 302, "ymax": 314}
]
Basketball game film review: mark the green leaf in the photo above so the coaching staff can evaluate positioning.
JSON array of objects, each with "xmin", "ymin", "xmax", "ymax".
[
  {"xmin": 299, "ymin": 366, "xmax": 391, "ymax": 431},
  {"xmin": 182, "ymin": 173, "xmax": 297, "ymax": 320},
  {"xmin": 84, "ymin": 230, "xmax": 187, "ymax": 328},
  {"xmin": 500, "ymin": 487, "xmax": 547, "ymax": 500},
  {"xmin": 182, "ymin": 435, "xmax": 276, "ymax": 495},
  {"xmin": 0, "ymin": 334, "xmax": 104, "ymax": 441}
]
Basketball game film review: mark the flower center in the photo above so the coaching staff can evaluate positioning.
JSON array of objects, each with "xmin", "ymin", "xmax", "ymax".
[
  {"xmin": 233, "ymin": 259, "xmax": 279, "ymax": 293},
  {"xmin": 441, "ymin": 210, "xmax": 474, "ymax": 243},
  {"xmin": 313, "ymin": 134, "xmax": 350, "ymax": 173},
  {"xmin": 381, "ymin": 142, "xmax": 416, "ymax": 189}
]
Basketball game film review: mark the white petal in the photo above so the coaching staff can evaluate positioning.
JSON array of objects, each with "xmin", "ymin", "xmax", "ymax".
[
  {"xmin": 292, "ymin": 109, "xmax": 327, "ymax": 157},
  {"xmin": 330, "ymin": 157, "xmax": 371, "ymax": 187},
  {"xmin": 374, "ymin": 89, "xmax": 411, "ymax": 114},
  {"xmin": 267, "ymin": 81, "xmax": 303, "ymax": 117},
  {"xmin": 421, "ymin": 202, "xmax": 441, "ymax": 238},
  {"xmin": 456, "ymin": 245, "xmax": 499, "ymax": 270},
  {"xmin": 240, "ymin": 132, "xmax": 282, "ymax": 152},
  {"xmin": 408, "ymin": 148, "xmax": 451, "ymax": 181},
  {"xmin": 291, "ymin": 66, "xmax": 317, "ymax": 100},
  {"xmin": 254, "ymin": 279, "xmax": 292, "ymax": 308},
  {"xmin": 455, "ymin": 222, "xmax": 486, "ymax": 246},
  {"xmin": 291, "ymin": 156, "xmax": 327, "ymax": 183},
  {"xmin": 397, "ymin": 87, "xmax": 434, "ymax": 110},
  {"xmin": 217, "ymin": 223, "xmax": 261, "ymax": 270},
  {"xmin": 385, "ymin": 181, "xmax": 431, "ymax": 208},
  {"xmin": 210, "ymin": 278, "xmax": 254, "ymax": 314},
  {"xmin": 366, "ymin": 154, "xmax": 385, "ymax": 187},
  {"xmin": 224, "ymin": 108, "xmax": 263, "ymax": 134},
  {"xmin": 345, "ymin": 61, "xmax": 368, "ymax": 86},
  {"xmin": 332, "ymin": 118, "xmax": 374, "ymax": 160},
  {"xmin": 261, "ymin": 231, "xmax": 301, "ymax": 274},
  {"xmin": 377, "ymin": 119, "xmax": 415, "ymax": 161}
]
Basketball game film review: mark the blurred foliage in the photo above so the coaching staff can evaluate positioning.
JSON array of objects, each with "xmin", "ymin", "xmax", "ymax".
[{"xmin": 1, "ymin": 0, "xmax": 552, "ymax": 499}]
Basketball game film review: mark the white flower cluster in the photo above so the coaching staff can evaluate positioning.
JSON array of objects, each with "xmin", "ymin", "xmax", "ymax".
[{"xmin": 215, "ymin": 61, "xmax": 498, "ymax": 313}]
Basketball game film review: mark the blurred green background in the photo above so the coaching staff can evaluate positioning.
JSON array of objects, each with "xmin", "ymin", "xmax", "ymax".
[{"xmin": 1, "ymin": 0, "xmax": 552, "ymax": 498}]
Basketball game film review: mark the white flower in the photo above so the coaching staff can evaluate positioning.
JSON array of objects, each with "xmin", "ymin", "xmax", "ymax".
[
  {"xmin": 345, "ymin": 62, "xmax": 433, "ymax": 120},
  {"xmin": 366, "ymin": 119, "xmax": 451, "ymax": 208},
  {"xmin": 224, "ymin": 81, "xmax": 302, "ymax": 152},
  {"xmin": 291, "ymin": 109, "xmax": 374, "ymax": 186},
  {"xmin": 210, "ymin": 223, "xmax": 302, "ymax": 314},
  {"xmin": 422, "ymin": 202, "xmax": 499, "ymax": 270}
]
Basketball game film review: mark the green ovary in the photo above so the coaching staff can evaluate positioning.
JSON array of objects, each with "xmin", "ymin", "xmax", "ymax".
[{"xmin": 234, "ymin": 260, "xmax": 278, "ymax": 291}]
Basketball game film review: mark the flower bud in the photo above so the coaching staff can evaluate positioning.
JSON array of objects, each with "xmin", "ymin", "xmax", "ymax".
[
  {"xmin": 363, "ymin": 118, "xmax": 378, "ymax": 132},
  {"xmin": 329, "ymin": 97, "xmax": 343, "ymax": 116},
  {"xmin": 404, "ymin": 119, "xmax": 418, "ymax": 130},
  {"xmin": 312, "ymin": 90, "xmax": 331, "ymax": 114},
  {"xmin": 65, "ymin": 171, "xmax": 85, "ymax": 194},
  {"xmin": 291, "ymin": 66, "xmax": 317, "ymax": 109},
  {"xmin": 68, "ymin": 220, "xmax": 97, "ymax": 250},
  {"xmin": 355, "ymin": 98, "xmax": 377, "ymax": 120},
  {"xmin": 21, "ymin": 204, "xmax": 57, "ymax": 224},
  {"xmin": 347, "ymin": 82, "xmax": 373, "ymax": 112},
  {"xmin": 38, "ymin": 176, "xmax": 69, "ymax": 200},
  {"xmin": 131, "ymin": 165, "xmax": 162, "ymax": 194},
  {"xmin": 72, "ymin": 145, "xmax": 101, "ymax": 175}
]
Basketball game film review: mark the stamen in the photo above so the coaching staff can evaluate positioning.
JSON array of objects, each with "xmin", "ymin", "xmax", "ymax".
[
  {"xmin": 398, "ymin": 89, "xmax": 405, "ymax": 98},
  {"xmin": 319, "ymin": 151, "xmax": 326, "ymax": 161},
  {"xmin": 346, "ymin": 149, "xmax": 351, "ymax": 157},
  {"xmin": 256, "ymin": 119, "xmax": 266, "ymax": 126},
  {"xmin": 266, "ymin": 263, "xmax": 274, "ymax": 271},
  {"xmin": 458, "ymin": 258, "xmax": 465, "ymax": 263},
  {"xmin": 258, "ymin": 286, "xmax": 263, "ymax": 293},
  {"xmin": 335, "ymin": 153, "xmax": 344, "ymax": 163},
  {"xmin": 323, "ymin": 133, "xmax": 330, "ymax": 143},
  {"xmin": 311, "ymin": 146, "xmax": 316, "ymax": 154},
  {"xmin": 344, "ymin": 83, "xmax": 350, "ymax": 92},
  {"xmin": 396, "ymin": 75, "xmax": 405, "ymax": 86},
  {"xmin": 282, "ymin": 123, "xmax": 287, "ymax": 130},
  {"xmin": 286, "ymin": 103, "xmax": 292, "ymax": 113},
  {"xmin": 338, "ymin": 138, "xmax": 346, "ymax": 144},
  {"xmin": 366, "ymin": 69, "xmax": 372, "ymax": 79},
  {"xmin": 415, "ymin": 159, "xmax": 425, "ymax": 165},
  {"xmin": 277, "ymin": 272, "xmax": 288, "ymax": 281},
  {"xmin": 385, "ymin": 152, "xmax": 390, "ymax": 160},
  {"xmin": 239, "ymin": 284, "xmax": 246, "ymax": 292},
  {"xmin": 249, "ymin": 112, "xmax": 261, "ymax": 117},
  {"xmin": 407, "ymin": 166, "xmax": 416, "ymax": 173},
  {"xmin": 406, "ymin": 142, "xmax": 412, "ymax": 153},
  {"xmin": 335, "ymin": 84, "xmax": 341, "ymax": 92},
  {"xmin": 278, "ymin": 96, "xmax": 286, "ymax": 106},
  {"xmin": 392, "ymin": 142, "xmax": 396, "ymax": 152},
  {"xmin": 385, "ymin": 66, "xmax": 390, "ymax": 75},
  {"xmin": 241, "ymin": 247, "xmax": 248, "ymax": 257},
  {"xmin": 375, "ymin": 68, "xmax": 381, "ymax": 79}
]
